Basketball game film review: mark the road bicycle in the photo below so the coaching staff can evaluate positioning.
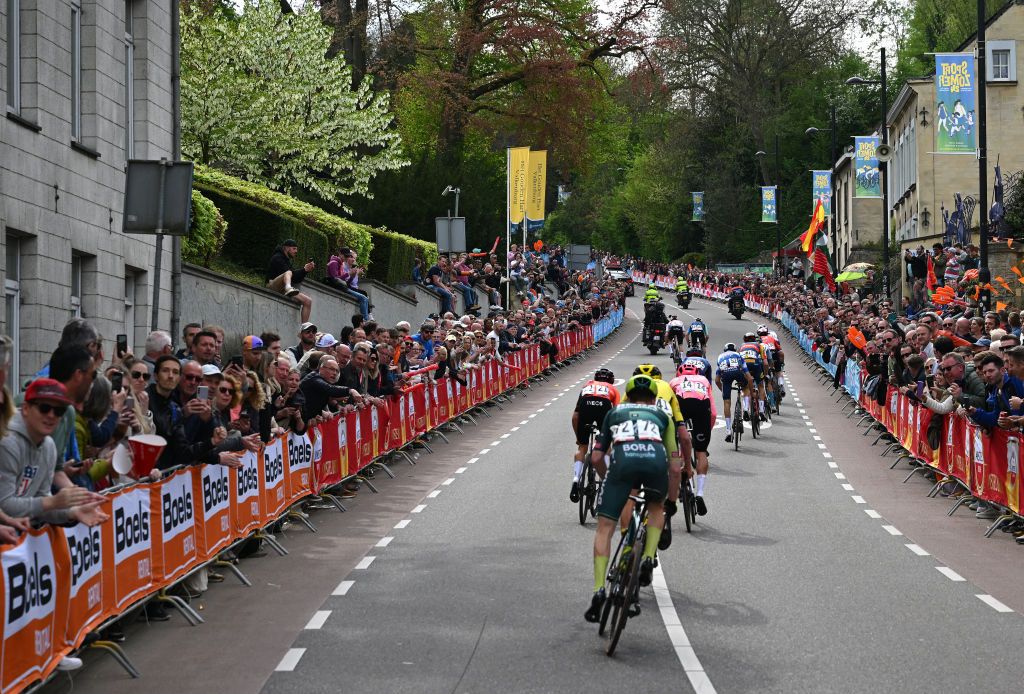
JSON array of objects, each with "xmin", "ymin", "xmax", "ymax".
[
  {"xmin": 730, "ymin": 383, "xmax": 745, "ymax": 451},
  {"xmin": 578, "ymin": 427, "xmax": 601, "ymax": 526},
  {"xmin": 667, "ymin": 330, "xmax": 685, "ymax": 368},
  {"xmin": 679, "ymin": 419, "xmax": 697, "ymax": 533},
  {"xmin": 749, "ymin": 385, "xmax": 761, "ymax": 439},
  {"xmin": 598, "ymin": 491, "xmax": 650, "ymax": 656}
]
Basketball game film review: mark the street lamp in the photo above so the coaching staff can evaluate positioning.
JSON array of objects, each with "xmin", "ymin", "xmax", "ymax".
[
  {"xmin": 976, "ymin": 0, "xmax": 991, "ymax": 311},
  {"xmin": 755, "ymin": 137, "xmax": 781, "ymax": 275},
  {"xmin": 805, "ymin": 104, "xmax": 838, "ymax": 263},
  {"xmin": 845, "ymin": 47, "xmax": 890, "ymax": 299}
]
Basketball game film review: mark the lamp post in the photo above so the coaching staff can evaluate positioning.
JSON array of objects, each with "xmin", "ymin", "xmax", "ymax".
[
  {"xmin": 846, "ymin": 47, "xmax": 890, "ymax": 299},
  {"xmin": 755, "ymin": 137, "xmax": 782, "ymax": 276},
  {"xmin": 806, "ymin": 103, "xmax": 838, "ymax": 262},
  {"xmin": 977, "ymin": 0, "xmax": 990, "ymax": 311}
]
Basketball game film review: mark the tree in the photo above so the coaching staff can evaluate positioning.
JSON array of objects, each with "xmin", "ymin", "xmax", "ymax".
[{"xmin": 181, "ymin": 0, "xmax": 407, "ymax": 209}]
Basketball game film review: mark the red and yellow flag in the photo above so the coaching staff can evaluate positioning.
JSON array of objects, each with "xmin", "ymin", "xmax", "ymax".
[{"xmin": 800, "ymin": 198, "xmax": 826, "ymax": 256}]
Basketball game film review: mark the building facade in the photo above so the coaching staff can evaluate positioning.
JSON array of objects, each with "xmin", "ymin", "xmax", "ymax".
[
  {"xmin": 832, "ymin": 149, "xmax": 883, "ymax": 271},
  {"xmin": 889, "ymin": 1, "xmax": 1024, "ymax": 296},
  {"xmin": 1, "ymin": 0, "xmax": 174, "ymax": 386}
]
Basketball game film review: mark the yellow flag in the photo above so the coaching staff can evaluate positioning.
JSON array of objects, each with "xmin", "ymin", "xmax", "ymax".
[
  {"xmin": 526, "ymin": 150, "xmax": 547, "ymax": 227},
  {"xmin": 508, "ymin": 147, "xmax": 530, "ymax": 225}
]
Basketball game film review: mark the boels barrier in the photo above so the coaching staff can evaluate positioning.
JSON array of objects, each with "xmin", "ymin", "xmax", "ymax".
[{"xmin": 1, "ymin": 310, "xmax": 623, "ymax": 693}]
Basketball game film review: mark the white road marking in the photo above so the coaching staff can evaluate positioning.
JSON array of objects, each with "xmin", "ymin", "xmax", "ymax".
[
  {"xmin": 817, "ymin": 443, "xmax": 828, "ymax": 449},
  {"xmin": 834, "ymin": 472, "xmax": 846, "ymax": 479},
  {"xmin": 500, "ymin": 433, "xmax": 511, "ymax": 439},
  {"xmin": 805, "ymin": 422, "xmax": 814, "ymax": 427},
  {"xmin": 545, "ymin": 401, "xmax": 553, "ymax": 406},
  {"xmin": 455, "ymin": 467, "xmax": 467, "ymax": 474},
  {"xmin": 442, "ymin": 478, "xmax": 455, "ymax": 486},
  {"xmin": 976, "ymin": 594, "xmax": 1014, "ymax": 613},
  {"xmin": 466, "ymin": 457, "xmax": 479, "ymax": 465},
  {"xmin": 354, "ymin": 556, "xmax": 376, "ymax": 569},
  {"xmin": 809, "ymin": 428, "xmax": 817, "ymax": 434},
  {"xmin": 479, "ymin": 449, "xmax": 490, "ymax": 455},
  {"xmin": 275, "ymin": 648, "xmax": 306, "ymax": 672},
  {"xmin": 822, "ymin": 452, "xmax": 833, "ymax": 458},
  {"xmin": 881, "ymin": 525, "xmax": 902, "ymax": 536},
  {"xmin": 510, "ymin": 426, "xmax": 520, "ymax": 432},
  {"xmin": 412, "ymin": 504, "xmax": 427, "ymax": 513},
  {"xmin": 865, "ymin": 509, "xmax": 882, "ymax": 519},
  {"xmin": 519, "ymin": 420, "xmax": 529, "ymax": 425},
  {"xmin": 828, "ymin": 461, "xmax": 839, "ymax": 469},
  {"xmin": 304, "ymin": 610, "xmax": 331, "ymax": 630},
  {"xmin": 490, "ymin": 440, "xmax": 502, "ymax": 446},
  {"xmin": 842, "ymin": 484, "xmax": 855, "ymax": 491},
  {"xmin": 537, "ymin": 408, "xmax": 546, "ymax": 413},
  {"xmin": 652, "ymin": 564, "xmax": 718, "ymax": 693},
  {"xmin": 814, "ymin": 436, "xmax": 822, "ymax": 441},
  {"xmin": 394, "ymin": 519, "xmax": 411, "ymax": 529},
  {"xmin": 376, "ymin": 536, "xmax": 394, "ymax": 548},
  {"xmin": 851, "ymin": 495, "xmax": 866, "ymax": 504},
  {"xmin": 905, "ymin": 544, "xmax": 930, "ymax": 556},
  {"xmin": 799, "ymin": 409, "xmax": 806, "ymax": 414},
  {"xmin": 936, "ymin": 566, "xmax": 966, "ymax": 582},
  {"xmin": 428, "ymin": 490, "xmax": 441, "ymax": 498},
  {"xmin": 332, "ymin": 580, "xmax": 355, "ymax": 596}
]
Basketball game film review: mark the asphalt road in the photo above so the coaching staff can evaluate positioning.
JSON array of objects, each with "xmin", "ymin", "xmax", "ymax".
[{"xmin": 60, "ymin": 295, "xmax": 1024, "ymax": 693}]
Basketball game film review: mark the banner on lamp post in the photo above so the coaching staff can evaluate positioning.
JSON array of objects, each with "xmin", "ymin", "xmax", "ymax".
[
  {"xmin": 812, "ymin": 170, "xmax": 832, "ymax": 216},
  {"xmin": 853, "ymin": 136, "xmax": 881, "ymax": 198},
  {"xmin": 507, "ymin": 147, "xmax": 530, "ymax": 233},
  {"xmin": 761, "ymin": 186, "xmax": 777, "ymax": 223},
  {"xmin": 692, "ymin": 192, "xmax": 704, "ymax": 222},
  {"xmin": 934, "ymin": 53, "xmax": 977, "ymax": 154},
  {"xmin": 525, "ymin": 150, "xmax": 547, "ymax": 232}
]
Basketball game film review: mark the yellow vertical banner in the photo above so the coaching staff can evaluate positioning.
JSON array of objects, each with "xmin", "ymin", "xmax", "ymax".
[
  {"xmin": 526, "ymin": 150, "xmax": 547, "ymax": 231},
  {"xmin": 508, "ymin": 147, "xmax": 530, "ymax": 229}
]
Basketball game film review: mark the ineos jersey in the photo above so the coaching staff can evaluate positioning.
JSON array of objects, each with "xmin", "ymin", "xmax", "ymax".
[{"xmin": 574, "ymin": 380, "xmax": 621, "ymax": 412}]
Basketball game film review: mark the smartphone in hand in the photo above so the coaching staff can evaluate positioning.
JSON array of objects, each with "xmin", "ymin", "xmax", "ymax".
[
  {"xmin": 197, "ymin": 385, "xmax": 209, "ymax": 400},
  {"xmin": 110, "ymin": 371, "xmax": 124, "ymax": 393},
  {"xmin": 116, "ymin": 334, "xmax": 129, "ymax": 358}
]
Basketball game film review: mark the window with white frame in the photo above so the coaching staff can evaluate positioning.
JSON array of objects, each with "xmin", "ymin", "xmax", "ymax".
[
  {"xmin": 71, "ymin": 0, "xmax": 82, "ymax": 140},
  {"xmin": 5, "ymin": 237, "xmax": 21, "ymax": 391},
  {"xmin": 71, "ymin": 254, "xmax": 83, "ymax": 318},
  {"xmin": 124, "ymin": 1, "xmax": 135, "ymax": 157},
  {"xmin": 6, "ymin": 0, "xmax": 21, "ymax": 113},
  {"xmin": 987, "ymin": 40, "xmax": 1016, "ymax": 82}
]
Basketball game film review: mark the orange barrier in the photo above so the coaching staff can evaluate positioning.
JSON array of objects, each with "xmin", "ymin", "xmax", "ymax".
[{"xmin": 0, "ymin": 326, "xmax": 604, "ymax": 692}]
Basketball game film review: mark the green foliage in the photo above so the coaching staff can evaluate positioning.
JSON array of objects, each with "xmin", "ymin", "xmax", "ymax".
[
  {"xmin": 184, "ymin": 190, "xmax": 228, "ymax": 267},
  {"xmin": 898, "ymin": 0, "xmax": 1004, "ymax": 78},
  {"xmin": 181, "ymin": 0, "xmax": 407, "ymax": 210},
  {"xmin": 677, "ymin": 252, "xmax": 706, "ymax": 268},
  {"xmin": 193, "ymin": 166, "xmax": 436, "ymax": 286}
]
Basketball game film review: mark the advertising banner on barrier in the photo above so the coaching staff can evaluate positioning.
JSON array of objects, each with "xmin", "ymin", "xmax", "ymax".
[
  {"xmin": 286, "ymin": 430, "xmax": 314, "ymax": 506},
  {"xmin": 232, "ymin": 451, "xmax": 262, "ymax": 536},
  {"xmin": 110, "ymin": 485, "xmax": 154, "ymax": 610},
  {"xmin": 195, "ymin": 463, "xmax": 232, "ymax": 557},
  {"xmin": 61, "ymin": 522, "xmax": 103, "ymax": 651},
  {"xmin": 261, "ymin": 437, "xmax": 287, "ymax": 523},
  {"xmin": 152, "ymin": 468, "xmax": 198, "ymax": 584},
  {"xmin": 313, "ymin": 417, "xmax": 343, "ymax": 493}
]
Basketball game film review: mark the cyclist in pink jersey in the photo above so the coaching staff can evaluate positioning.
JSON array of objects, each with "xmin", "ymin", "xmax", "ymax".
[{"xmin": 669, "ymin": 364, "xmax": 716, "ymax": 515}]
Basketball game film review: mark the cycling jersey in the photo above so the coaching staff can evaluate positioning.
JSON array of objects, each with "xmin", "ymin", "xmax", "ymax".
[
  {"xmin": 623, "ymin": 379, "xmax": 685, "ymax": 429},
  {"xmin": 739, "ymin": 341, "xmax": 769, "ymax": 367},
  {"xmin": 595, "ymin": 404, "xmax": 675, "ymax": 519},
  {"xmin": 574, "ymin": 380, "xmax": 621, "ymax": 446},
  {"xmin": 716, "ymin": 351, "xmax": 747, "ymax": 376},
  {"xmin": 689, "ymin": 322, "xmax": 706, "ymax": 336},
  {"xmin": 669, "ymin": 375, "xmax": 717, "ymax": 455},
  {"xmin": 666, "ymin": 320, "xmax": 686, "ymax": 332},
  {"xmin": 681, "ymin": 356, "xmax": 713, "ymax": 381}
]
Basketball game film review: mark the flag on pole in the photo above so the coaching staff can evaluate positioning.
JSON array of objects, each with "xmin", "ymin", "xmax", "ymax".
[
  {"xmin": 800, "ymin": 198, "xmax": 826, "ymax": 256},
  {"xmin": 812, "ymin": 246, "xmax": 836, "ymax": 292},
  {"xmin": 926, "ymin": 254, "xmax": 938, "ymax": 291}
]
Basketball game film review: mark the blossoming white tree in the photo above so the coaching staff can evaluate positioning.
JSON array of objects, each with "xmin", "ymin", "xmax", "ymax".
[{"xmin": 181, "ymin": 0, "xmax": 407, "ymax": 209}]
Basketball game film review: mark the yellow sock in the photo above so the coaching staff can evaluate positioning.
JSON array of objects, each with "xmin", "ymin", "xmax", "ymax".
[
  {"xmin": 643, "ymin": 528, "xmax": 661, "ymax": 560},
  {"xmin": 593, "ymin": 555, "xmax": 609, "ymax": 592}
]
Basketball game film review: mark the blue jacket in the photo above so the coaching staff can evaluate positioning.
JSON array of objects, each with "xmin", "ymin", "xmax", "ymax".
[{"xmin": 971, "ymin": 373, "xmax": 1024, "ymax": 429}]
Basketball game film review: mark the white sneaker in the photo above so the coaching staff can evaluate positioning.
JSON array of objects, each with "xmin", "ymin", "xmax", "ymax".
[{"xmin": 58, "ymin": 656, "xmax": 83, "ymax": 671}]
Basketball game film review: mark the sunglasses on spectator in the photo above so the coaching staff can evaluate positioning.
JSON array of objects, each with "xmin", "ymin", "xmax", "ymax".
[
  {"xmin": 219, "ymin": 387, "xmax": 235, "ymax": 394},
  {"xmin": 939, "ymin": 365, "xmax": 957, "ymax": 372},
  {"xmin": 33, "ymin": 402, "xmax": 68, "ymax": 416},
  {"xmin": 182, "ymin": 374, "xmax": 202, "ymax": 382},
  {"xmin": 130, "ymin": 370, "xmax": 148, "ymax": 380}
]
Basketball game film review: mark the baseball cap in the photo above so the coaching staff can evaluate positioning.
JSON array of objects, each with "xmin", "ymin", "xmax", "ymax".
[
  {"xmin": 242, "ymin": 335, "xmax": 264, "ymax": 351},
  {"xmin": 24, "ymin": 378, "xmax": 73, "ymax": 405},
  {"xmin": 317, "ymin": 333, "xmax": 338, "ymax": 349},
  {"xmin": 300, "ymin": 322, "xmax": 318, "ymax": 332},
  {"xmin": 282, "ymin": 238, "xmax": 298, "ymax": 248},
  {"xmin": 201, "ymin": 364, "xmax": 223, "ymax": 377}
]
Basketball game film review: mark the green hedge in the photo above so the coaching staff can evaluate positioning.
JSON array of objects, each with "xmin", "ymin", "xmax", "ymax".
[
  {"xmin": 184, "ymin": 190, "xmax": 228, "ymax": 266},
  {"xmin": 193, "ymin": 166, "xmax": 436, "ymax": 285}
]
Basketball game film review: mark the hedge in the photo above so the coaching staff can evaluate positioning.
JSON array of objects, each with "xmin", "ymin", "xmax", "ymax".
[
  {"xmin": 193, "ymin": 165, "xmax": 436, "ymax": 285},
  {"xmin": 184, "ymin": 190, "xmax": 228, "ymax": 267}
]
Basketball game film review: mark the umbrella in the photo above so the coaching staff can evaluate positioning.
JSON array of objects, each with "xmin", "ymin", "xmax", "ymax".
[
  {"xmin": 841, "ymin": 262, "xmax": 874, "ymax": 274},
  {"xmin": 835, "ymin": 271, "xmax": 868, "ymax": 284}
]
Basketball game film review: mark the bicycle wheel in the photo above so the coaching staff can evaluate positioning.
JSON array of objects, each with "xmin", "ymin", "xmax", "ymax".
[
  {"xmin": 689, "ymin": 487, "xmax": 697, "ymax": 526},
  {"xmin": 607, "ymin": 530, "xmax": 644, "ymax": 656},
  {"xmin": 751, "ymin": 400, "xmax": 760, "ymax": 439},
  {"xmin": 578, "ymin": 461, "xmax": 590, "ymax": 525},
  {"xmin": 589, "ymin": 474, "xmax": 601, "ymax": 519},
  {"xmin": 680, "ymin": 479, "xmax": 693, "ymax": 533},
  {"xmin": 598, "ymin": 525, "xmax": 631, "ymax": 636}
]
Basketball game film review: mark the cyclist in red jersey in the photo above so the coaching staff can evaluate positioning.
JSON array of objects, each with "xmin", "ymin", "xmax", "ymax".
[
  {"xmin": 669, "ymin": 363, "xmax": 717, "ymax": 514},
  {"xmin": 570, "ymin": 368, "xmax": 620, "ymax": 502}
]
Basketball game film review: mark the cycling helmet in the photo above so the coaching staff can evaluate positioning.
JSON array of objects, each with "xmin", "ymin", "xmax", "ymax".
[
  {"xmin": 677, "ymin": 363, "xmax": 701, "ymax": 377},
  {"xmin": 743, "ymin": 331, "xmax": 757, "ymax": 341},
  {"xmin": 625, "ymin": 374, "xmax": 658, "ymax": 397},
  {"xmin": 594, "ymin": 368, "xmax": 615, "ymax": 384},
  {"xmin": 756, "ymin": 324, "xmax": 769, "ymax": 335},
  {"xmin": 633, "ymin": 364, "xmax": 662, "ymax": 379},
  {"xmin": 686, "ymin": 347, "xmax": 705, "ymax": 357},
  {"xmin": 724, "ymin": 342, "xmax": 737, "ymax": 352}
]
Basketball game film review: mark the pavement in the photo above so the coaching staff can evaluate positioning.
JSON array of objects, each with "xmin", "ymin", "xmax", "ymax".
[{"xmin": 55, "ymin": 295, "xmax": 1024, "ymax": 694}]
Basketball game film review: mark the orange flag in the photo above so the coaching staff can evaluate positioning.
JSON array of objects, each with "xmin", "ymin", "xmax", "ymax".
[
  {"xmin": 1013, "ymin": 267, "xmax": 1022, "ymax": 277},
  {"xmin": 799, "ymin": 199, "xmax": 826, "ymax": 256},
  {"xmin": 997, "ymin": 301, "xmax": 1008, "ymax": 311}
]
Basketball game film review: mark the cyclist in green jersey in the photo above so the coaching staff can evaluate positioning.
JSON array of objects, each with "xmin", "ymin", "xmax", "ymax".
[{"xmin": 584, "ymin": 375, "xmax": 677, "ymax": 622}]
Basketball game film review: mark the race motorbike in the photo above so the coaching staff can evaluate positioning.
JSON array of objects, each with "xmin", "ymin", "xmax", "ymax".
[
  {"xmin": 643, "ymin": 323, "xmax": 666, "ymax": 355},
  {"xmin": 676, "ymin": 290, "xmax": 691, "ymax": 309},
  {"xmin": 728, "ymin": 295, "xmax": 745, "ymax": 320}
]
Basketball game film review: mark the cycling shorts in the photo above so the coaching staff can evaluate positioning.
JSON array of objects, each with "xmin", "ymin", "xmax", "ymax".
[
  {"xmin": 719, "ymin": 370, "xmax": 746, "ymax": 394},
  {"xmin": 680, "ymin": 398, "xmax": 711, "ymax": 454},
  {"xmin": 595, "ymin": 443, "xmax": 669, "ymax": 521},
  {"xmin": 745, "ymin": 362, "xmax": 763, "ymax": 382},
  {"xmin": 576, "ymin": 403, "xmax": 613, "ymax": 446}
]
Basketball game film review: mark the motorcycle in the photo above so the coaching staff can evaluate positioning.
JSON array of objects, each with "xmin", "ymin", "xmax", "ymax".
[
  {"xmin": 728, "ymin": 296, "xmax": 745, "ymax": 320},
  {"xmin": 643, "ymin": 323, "xmax": 665, "ymax": 355},
  {"xmin": 676, "ymin": 290, "xmax": 691, "ymax": 309}
]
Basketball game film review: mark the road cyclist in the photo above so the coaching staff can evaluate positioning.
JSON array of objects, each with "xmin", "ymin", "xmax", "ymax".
[
  {"xmin": 665, "ymin": 315, "xmax": 687, "ymax": 367},
  {"xmin": 570, "ymin": 368, "xmax": 620, "ymax": 506},
  {"xmin": 757, "ymin": 324, "xmax": 785, "ymax": 410},
  {"xmin": 715, "ymin": 342, "xmax": 754, "ymax": 444},
  {"xmin": 681, "ymin": 346, "xmax": 713, "ymax": 381},
  {"xmin": 687, "ymin": 317, "xmax": 708, "ymax": 352},
  {"xmin": 669, "ymin": 362, "xmax": 717, "ymax": 516},
  {"xmin": 584, "ymin": 375, "xmax": 677, "ymax": 627},
  {"xmin": 738, "ymin": 331, "xmax": 772, "ymax": 423}
]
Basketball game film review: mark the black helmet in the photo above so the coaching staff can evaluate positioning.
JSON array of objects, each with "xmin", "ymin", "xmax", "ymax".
[
  {"xmin": 594, "ymin": 368, "xmax": 615, "ymax": 384},
  {"xmin": 686, "ymin": 347, "xmax": 705, "ymax": 357},
  {"xmin": 724, "ymin": 342, "xmax": 737, "ymax": 352}
]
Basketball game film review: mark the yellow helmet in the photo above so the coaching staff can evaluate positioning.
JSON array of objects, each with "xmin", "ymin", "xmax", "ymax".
[{"xmin": 633, "ymin": 364, "xmax": 662, "ymax": 380}]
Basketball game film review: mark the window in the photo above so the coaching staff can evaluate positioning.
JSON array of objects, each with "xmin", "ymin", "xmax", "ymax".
[
  {"xmin": 71, "ymin": 1, "xmax": 82, "ymax": 140},
  {"xmin": 6, "ymin": 0, "xmax": 21, "ymax": 113},
  {"xmin": 124, "ymin": 273, "xmax": 135, "ymax": 346},
  {"xmin": 124, "ymin": 1, "xmax": 135, "ymax": 157},
  {"xmin": 987, "ymin": 40, "xmax": 1016, "ymax": 82},
  {"xmin": 71, "ymin": 254, "xmax": 83, "ymax": 318},
  {"xmin": 5, "ymin": 237, "xmax": 21, "ymax": 391}
]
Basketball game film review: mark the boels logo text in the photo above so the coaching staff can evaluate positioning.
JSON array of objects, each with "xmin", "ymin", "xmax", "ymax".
[
  {"xmin": 114, "ymin": 498, "xmax": 150, "ymax": 555},
  {"xmin": 237, "ymin": 459, "xmax": 259, "ymax": 499},
  {"xmin": 264, "ymin": 448, "xmax": 284, "ymax": 485},
  {"xmin": 203, "ymin": 472, "xmax": 229, "ymax": 514},
  {"xmin": 6, "ymin": 552, "xmax": 54, "ymax": 624},
  {"xmin": 68, "ymin": 526, "xmax": 101, "ymax": 587},
  {"xmin": 161, "ymin": 485, "xmax": 194, "ymax": 535},
  {"xmin": 288, "ymin": 435, "xmax": 312, "ymax": 470}
]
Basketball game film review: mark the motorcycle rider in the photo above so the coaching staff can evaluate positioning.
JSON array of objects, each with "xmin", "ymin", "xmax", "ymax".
[{"xmin": 644, "ymin": 283, "xmax": 662, "ymax": 303}]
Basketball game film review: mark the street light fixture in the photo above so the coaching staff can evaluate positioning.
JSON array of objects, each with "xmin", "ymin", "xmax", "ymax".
[
  {"xmin": 806, "ymin": 104, "xmax": 838, "ymax": 263},
  {"xmin": 754, "ymin": 142, "xmax": 781, "ymax": 276},
  {"xmin": 845, "ymin": 47, "xmax": 890, "ymax": 299}
]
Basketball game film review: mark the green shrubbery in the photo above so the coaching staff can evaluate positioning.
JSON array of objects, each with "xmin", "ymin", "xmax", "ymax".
[
  {"xmin": 184, "ymin": 190, "xmax": 228, "ymax": 267},
  {"xmin": 193, "ymin": 166, "xmax": 436, "ymax": 286}
]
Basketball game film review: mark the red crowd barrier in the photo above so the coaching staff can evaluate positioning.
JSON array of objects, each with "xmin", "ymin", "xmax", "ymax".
[
  {"xmin": 0, "ymin": 330, "xmax": 598, "ymax": 692},
  {"xmin": 859, "ymin": 385, "xmax": 1021, "ymax": 516}
]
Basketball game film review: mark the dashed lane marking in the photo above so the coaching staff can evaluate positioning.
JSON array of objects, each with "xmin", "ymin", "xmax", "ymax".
[
  {"xmin": 442, "ymin": 478, "xmax": 455, "ymax": 486},
  {"xmin": 304, "ymin": 611, "xmax": 330, "ymax": 630},
  {"xmin": 428, "ymin": 490, "xmax": 441, "ymax": 498},
  {"xmin": 976, "ymin": 594, "xmax": 1014, "ymax": 613},
  {"xmin": 851, "ymin": 495, "xmax": 866, "ymax": 504},
  {"xmin": 881, "ymin": 525, "xmax": 903, "ymax": 536},
  {"xmin": 394, "ymin": 520, "xmax": 411, "ymax": 529},
  {"xmin": 936, "ymin": 566, "xmax": 966, "ymax": 582},
  {"xmin": 479, "ymin": 449, "xmax": 490, "ymax": 455},
  {"xmin": 466, "ymin": 457, "xmax": 479, "ymax": 465},
  {"xmin": 905, "ymin": 544, "xmax": 930, "ymax": 556},
  {"xmin": 354, "ymin": 556, "xmax": 376, "ymax": 569},
  {"xmin": 412, "ymin": 505, "xmax": 427, "ymax": 513},
  {"xmin": 865, "ymin": 509, "xmax": 882, "ymax": 519},
  {"xmin": 275, "ymin": 648, "xmax": 306, "ymax": 672},
  {"xmin": 455, "ymin": 467, "xmax": 467, "ymax": 474},
  {"xmin": 332, "ymin": 580, "xmax": 354, "ymax": 596},
  {"xmin": 842, "ymin": 484, "xmax": 855, "ymax": 491},
  {"xmin": 376, "ymin": 537, "xmax": 394, "ymax": 548}
]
